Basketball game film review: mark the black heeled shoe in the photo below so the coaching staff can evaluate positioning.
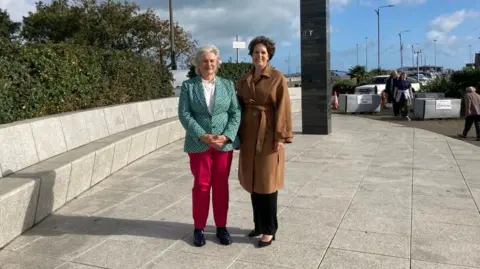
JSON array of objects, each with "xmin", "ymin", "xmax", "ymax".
[
  {"xmin": 248, "ymin": 229, "xmax": 261, "ymax": 237},
  {"xmin": 257, "ymin": 234, "xmax": 275, "ymax": 248}
]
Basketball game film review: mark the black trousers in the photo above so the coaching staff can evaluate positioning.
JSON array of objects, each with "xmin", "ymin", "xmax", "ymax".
[
  {"xmin": 251, "ymin": 191, "xmax": 278, "ymax": 235},
  {"xmin": 463, "ymin": 115, "xmax": 480, "ymax": 138},
  {"xmin": 392, "ymin": 101, "xmax": 399, "ymax": 116},
  {"xmin": 398, "ymin": 94, "xmax": 409, "ymax": 117}
]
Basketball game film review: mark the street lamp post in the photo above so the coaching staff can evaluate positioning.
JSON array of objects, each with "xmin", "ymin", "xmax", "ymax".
[
  {"xmin": 469, "ymin": 44, "xmax": 472, "ymax": 63},
  {"xmin": 169, "ymin": 0, "xmax": 177, "ymax": 70},
  {"xmin": 398, "ymin": 30, "xmax": 409, "ymax": 70},
  {"xmin": 365, "ymin": 37, "xmax": 368, "ymax": 70},
  {"xmin": 415, "ymin": 49, "xmax": 422, "ymax": 79},
  {"xmin": 411, "ymin": 43, "xmax": 419, "ymax": 67},
  {"xmin": 433, "ymin": 39, "xmax": 437, "ymax": 68},
  {"xmin": 411, "ymin": 45, "xmax": 414, "ymax": 67},
  {"xmin": 356, "ymin": 43, "xmax": 359, "ymax": 66},
  {"xmin": 375, "ymin": 5, "xmax": 394, "ymax": 73}
]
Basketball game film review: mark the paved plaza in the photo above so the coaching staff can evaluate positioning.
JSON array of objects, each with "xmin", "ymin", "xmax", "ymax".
[{"xmin": 1, "ymin": 113, "xmax": 480, "ymax": 269}]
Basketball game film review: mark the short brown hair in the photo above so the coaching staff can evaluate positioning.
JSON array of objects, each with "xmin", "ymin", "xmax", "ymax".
[{"xmin": 248, "ymin": 36, "xmax": 276, "ymax": 61}]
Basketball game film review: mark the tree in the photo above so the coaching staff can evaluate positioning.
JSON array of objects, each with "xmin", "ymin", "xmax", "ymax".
[
  {"xmin": 348, "ymin": 65, "xmax": 371, "ymax": 84},
  {"xmin": 146, "ymin": 19, "xmax": 198, "ymax": 68},
  {"xmin": 369, "ymin": 68, "xmax": 389, "ymax": 75},
  {"xmin": 20, "ymin": 0, "xmax": 198, "ymax": 68},
  {"xmin": 0, "ymin": 9, "xmax": 21, "ymax": 39},
  {"xmin": 21, "ymin": 0, "xmax": 83, "ymax": 43}
]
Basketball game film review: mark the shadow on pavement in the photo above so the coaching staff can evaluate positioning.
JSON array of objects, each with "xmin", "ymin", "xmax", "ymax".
[{"xmin": 20, "ymin": 214, "xmax": 253, "ymax": 247}]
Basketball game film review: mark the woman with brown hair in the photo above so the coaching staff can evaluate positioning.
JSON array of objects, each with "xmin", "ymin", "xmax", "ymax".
[
  {"xmin": 236, "ymin": 36, "xmax": 294, "ymax": 248},
  {"xmin": 393, "ymin": 71, "xmax": 413, "ymax": 121}
]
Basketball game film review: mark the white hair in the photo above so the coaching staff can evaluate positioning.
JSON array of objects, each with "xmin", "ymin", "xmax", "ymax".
[
  {"xmin": 192, "ymin": 44, "xmax": 222, "ymax": 74},
  {"xmin": 466, "ymin": 86, "xmax": 476, "ymax": 93}
]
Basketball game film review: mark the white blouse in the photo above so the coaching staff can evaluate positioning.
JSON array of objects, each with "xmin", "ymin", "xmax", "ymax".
[{"xmin": 201, "ymin": 78, "xmax": 216, "ymax": 114}]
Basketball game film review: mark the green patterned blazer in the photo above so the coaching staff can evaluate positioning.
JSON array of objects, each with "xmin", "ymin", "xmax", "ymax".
[{"xmin": 178, "ymin": 76, "xmax": 241, "ymax": 153}]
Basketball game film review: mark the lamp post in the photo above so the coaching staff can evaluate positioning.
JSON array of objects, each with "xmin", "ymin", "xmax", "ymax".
[
  {"xmin": 356, "ymin": 43, "xmax": 359, "ymax": 66},
  {"xmin": 365, "ymin": 37, "xmax": 368, "ymax": 70},
  {"xmin": 415, "ymin": 49, "xmax": 422, "ymax": 79},
  {"xmin": 411, "ymin": 43, "xmax": 419, "ymax": 68},
  {"xmin": 169, "ymin": 0, "xmax": 177, "ymax": 70},
  {"xmin": 398, "ymin": 30, "xmax": 409, "ymax": 70},
  {"xmin": 433, "ymin": 39, "xmax": 437, "ymax": 68},
  {"xmin": 375, "ymin": 4, "xmax": 395, "ymax": 73},
  {"xmin": 469, "ymin": 44, "xmax": 472, "ymax": 63}
]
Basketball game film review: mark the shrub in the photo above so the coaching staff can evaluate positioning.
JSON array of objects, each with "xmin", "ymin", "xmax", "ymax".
[
  {"xmin": 0, "ymin": 40, "xmax": 173, "ymax": 124},
  {"xmin": 423, "ymin": 69, "xmax": 480, "ymax": 98},
  {"xmin": 449, "ymin": 68, "xmax": 480, "ymax": 93},
  {"xmin": 332, "ymin": 79, "xmax": 356, "ymax": 94},
  {"xmin": 187, "ymin": 62, "xmax": 253, "ymax": 84}
]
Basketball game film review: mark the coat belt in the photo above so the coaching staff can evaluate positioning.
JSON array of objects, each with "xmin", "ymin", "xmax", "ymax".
[{"xmin": 244, "ymin": 104, "xmax": 270, "ymax": 155}]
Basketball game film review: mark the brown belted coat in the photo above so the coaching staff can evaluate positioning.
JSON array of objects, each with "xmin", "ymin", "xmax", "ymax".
[{"xmin": 236, "ymin": 65, "xmax": 293, "ymax": 194}]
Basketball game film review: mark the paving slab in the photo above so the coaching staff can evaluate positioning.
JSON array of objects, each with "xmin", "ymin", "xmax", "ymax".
[{"xmin": 2, "ymin": 113, "xmax": 480, "ymax": 269}]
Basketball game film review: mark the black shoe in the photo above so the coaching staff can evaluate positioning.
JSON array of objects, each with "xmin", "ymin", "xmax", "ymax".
[
  {"xmin": 458, "ymin": 134, "xmax": 466, "ymax": 138},
  {"xmin": 258, "ymin": 235, "xmax": 275, "ymax": 248},
  {"xmin": 216, "ymin": 227, "xmax": 232, "ymax": 245},
  {"xmin": 193, "ymin": 229, "xmax": 206, "ymax": 247},
  {"xmin": 248, "ymin": 229, "xmax": 261, "ymax": 237}
]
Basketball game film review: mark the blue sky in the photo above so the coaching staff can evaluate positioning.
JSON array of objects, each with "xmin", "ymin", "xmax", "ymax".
[
  {"xmin": 261, "ymin": 0, "xmax": 480, "ymax": 73},
  {"xmin": 4, "ymin": 0, "xmax": 480, "ymax": 74}
]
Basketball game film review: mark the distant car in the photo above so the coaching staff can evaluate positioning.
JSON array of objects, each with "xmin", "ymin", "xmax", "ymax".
[
  {"xmin": 408, "ymin": 73, "xmax": 430, "ymax": 85},
  {"xmin": 354, "ymin": 75, "xmax": 421, "ymax": 96}
]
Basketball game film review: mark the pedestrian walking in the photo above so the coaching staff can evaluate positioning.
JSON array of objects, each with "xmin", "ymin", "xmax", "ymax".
[{"xmin": 458, "ymin": 86, "xmax": 480, "ymax": 141}]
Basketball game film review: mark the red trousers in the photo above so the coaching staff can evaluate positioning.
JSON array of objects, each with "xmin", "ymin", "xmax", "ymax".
[{"xmin": 188, "ymin": 148, "xmax": 233, "ymax": 230}]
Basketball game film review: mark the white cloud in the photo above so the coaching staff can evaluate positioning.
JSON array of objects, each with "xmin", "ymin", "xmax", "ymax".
[
  {"xmin": 152, "ymin": 0, "xmax": 300, "ymax": 56},
  {"xmin": 429, "ymin": 9, "xmax": 479, "ymax": 32},
  {"xmin": 425, "ymin": 9, "xmax": 479, "ymax": 46},
  {"xmin": 426, "ymin": 30, "xmax": 458, "ymax": 45},
  {"xmin": 423, "ymin": 9, "xmax": 479, "ymax": 59},
  {"xmin": 331, "ymin": 0, "xmax": 350, "ymax": 6},
  {"xmin": 330, "ymin": 0, "xmax": 351, "ymax": 11},
  {"xmin": 387, "ymin": 0, "xmax": 427, "ymax": 5},
  {"xmin": 289, "ymin": 16, "xmax": 300, "ymax": 39},
  {"xmin": 1, "ymin": 0, "xmax": 36, "ymax": 21}
]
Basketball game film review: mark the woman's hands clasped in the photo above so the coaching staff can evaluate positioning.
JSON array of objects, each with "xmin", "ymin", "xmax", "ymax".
[
  {"xmin": 274, "ymin": 141, "xmax": 284, "ymax": 152},
  {"xmin": 200, "ymin": 134, "xmax": 229, "ymax": 150}
]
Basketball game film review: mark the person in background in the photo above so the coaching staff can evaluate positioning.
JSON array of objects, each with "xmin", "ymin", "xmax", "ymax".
[
  {"xmin": 177, "ymin": 44, "xmax": 241, "ymax": 247},
  {"xmin": 385, "ymin": 70, "xmax": 399, "ymax": 115},
  {"xmin": 458, "ymin": 86, "xmax": 480, "ymax": 141},
  {"xmin": 393, "ymin": 72, "xmax": 413, "ymax": 121},
  {"xmin": 236, "ymin": 36, "xmax": 294, "ymax": 248}
]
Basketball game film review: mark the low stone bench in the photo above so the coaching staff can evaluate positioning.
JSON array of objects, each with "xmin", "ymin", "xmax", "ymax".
[{"xmin": 0, "ymin": 97, "xmax": 185, "ymax": 248}]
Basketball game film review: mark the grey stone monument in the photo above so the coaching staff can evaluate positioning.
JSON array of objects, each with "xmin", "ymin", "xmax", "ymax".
[{"xmin": 300, "ymin": 0, "xmax": 331, "ymax": 134}]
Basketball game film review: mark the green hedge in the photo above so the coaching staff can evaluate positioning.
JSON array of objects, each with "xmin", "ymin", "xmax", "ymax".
[
  {"xmin": 333, "ymin": 79, "xmax": 356, "ymax": 94},
  {"xmin": 188, "ymin": 62, "xmax": 253, "ymax": 84},
  {"xmin": 423, "ymin": 69, "xmax": 480, "ymax": 98},
  {"xmin": 0, "ymin": 39, "xmax": 173, "ymax": 124}
]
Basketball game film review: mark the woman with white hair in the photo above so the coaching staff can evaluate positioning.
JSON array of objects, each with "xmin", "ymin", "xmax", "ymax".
[
  {"xmin": 458, "ymin": 86, "xmax": 480, "ymax": 141},
  {"xmin": 178, "ymin": 45, "xmax": 241, "ymax": 247}
]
